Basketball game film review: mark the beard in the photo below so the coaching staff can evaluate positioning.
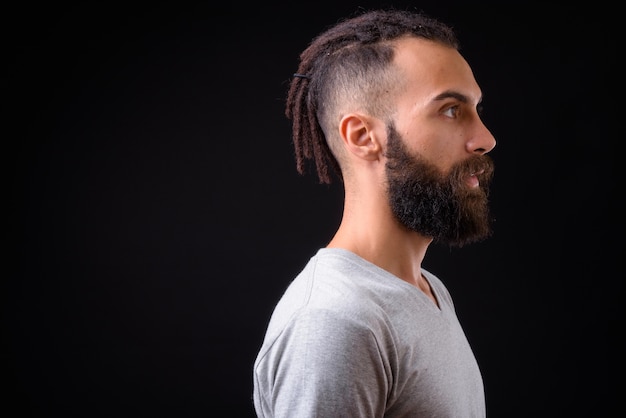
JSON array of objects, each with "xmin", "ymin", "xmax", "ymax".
[{"xmin": 384, "ymin": 122, "xmax": 495, "ymax": 247}]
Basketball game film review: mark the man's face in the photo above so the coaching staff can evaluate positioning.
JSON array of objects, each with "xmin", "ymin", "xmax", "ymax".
[
  {"xmin": 384, "ymin": 122, "xmax": 494, "ymax": 247},
  {"xmin": 381, "ymin": 37, "xmax": 496, "ymax": 247}
]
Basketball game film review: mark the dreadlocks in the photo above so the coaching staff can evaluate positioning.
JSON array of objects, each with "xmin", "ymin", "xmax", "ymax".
[{"xmin": 285, "ymin": 9, "xmax": 460, "ymax": 184}]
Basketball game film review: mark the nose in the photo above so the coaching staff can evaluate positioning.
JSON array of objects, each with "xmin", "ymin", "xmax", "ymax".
[{"xmin": 467, "ymin": 120, "xmax": 496, "ymax": 155}]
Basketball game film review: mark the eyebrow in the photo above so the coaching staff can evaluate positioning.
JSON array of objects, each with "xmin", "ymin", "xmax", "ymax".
[{"xmin": 432, "ymin": 90, "xmax": 470, "ymax": 103}]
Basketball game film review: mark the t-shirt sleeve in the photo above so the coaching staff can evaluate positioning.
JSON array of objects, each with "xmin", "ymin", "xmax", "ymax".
[{"xmin": 253, "ymin": 307, "xmax": 389, "ymax": 418}]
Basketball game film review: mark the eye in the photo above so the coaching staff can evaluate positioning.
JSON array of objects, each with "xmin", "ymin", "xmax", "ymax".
[{"xmin": 442, "ymin": 105, "xmax": 460, "ymax": 118}]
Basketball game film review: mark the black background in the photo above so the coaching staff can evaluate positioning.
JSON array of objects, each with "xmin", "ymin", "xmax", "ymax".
[{"xmin": 8, "ymin": 1, "xmax": 622, "ymax": 417}]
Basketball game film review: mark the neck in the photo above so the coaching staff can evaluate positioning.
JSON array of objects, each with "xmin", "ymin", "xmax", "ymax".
[{"xmin": 327, "ymin": 190, "xmax": 433, "ymax": 287}]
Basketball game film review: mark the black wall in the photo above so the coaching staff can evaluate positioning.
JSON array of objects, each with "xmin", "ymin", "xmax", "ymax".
[{"xmin": 8, "ymin": 2, "xmax": 622, "ymax": 417}]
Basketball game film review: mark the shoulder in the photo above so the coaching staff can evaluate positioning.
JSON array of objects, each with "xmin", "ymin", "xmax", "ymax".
[
  {"xmin": 279, "ymin": 250, "xmax": 383, "ymax": 325},
  {"xmin": 265, "ymin": 249, "xmax": 403, "ymax": 341}
]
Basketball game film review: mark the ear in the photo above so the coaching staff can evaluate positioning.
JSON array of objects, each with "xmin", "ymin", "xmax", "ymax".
[{"xmin": 339, "ymin": 113, "xmax": 382, "ymax": 161}]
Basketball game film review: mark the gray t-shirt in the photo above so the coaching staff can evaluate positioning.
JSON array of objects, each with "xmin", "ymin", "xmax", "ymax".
[{"xmin": 253, "ymin": 248, "xmax": 485, "ymax": 417}]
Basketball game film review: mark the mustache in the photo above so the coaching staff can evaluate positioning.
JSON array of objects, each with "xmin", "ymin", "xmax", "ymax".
[{"xmin": 449, "ymin": 155, "xmax": 495, "ymax": 185}]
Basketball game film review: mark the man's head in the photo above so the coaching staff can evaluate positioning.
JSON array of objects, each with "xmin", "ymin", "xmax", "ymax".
[{"xmin": 286, "ymin": 9, "xmax": 496, "ymax": 245}]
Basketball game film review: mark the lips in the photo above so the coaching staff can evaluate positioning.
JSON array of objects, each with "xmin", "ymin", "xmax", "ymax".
[
  {"xmin": 466, "ymin": 173, "xmax": 480, "ymax": 188},
  {"xmin": 453, "ymin": 155, "xmax": 494, "ymax": 191},
  {"xmin": 465, "ymin": 169, "xmax": 484, "ymax": 188}
]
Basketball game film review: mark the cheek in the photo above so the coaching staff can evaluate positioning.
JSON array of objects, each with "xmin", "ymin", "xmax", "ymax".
[
  {"xmin": 425, "ymin": 129, "xmax": 468, "ymax": 169},
  {"xmin": 410, "ymin": 133, "xmax": 455, "ymax": 168}
]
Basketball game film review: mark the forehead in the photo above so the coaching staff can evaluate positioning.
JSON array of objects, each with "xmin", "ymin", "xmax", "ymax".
[{"xmin": 392, "ymin": 37, "xmax": 482, "ymax": 103}]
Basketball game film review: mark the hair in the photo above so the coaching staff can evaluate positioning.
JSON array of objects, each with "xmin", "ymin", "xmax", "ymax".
[{"xmin": 285, "ymin": 9, "xmax": 460, "ymax": 184}]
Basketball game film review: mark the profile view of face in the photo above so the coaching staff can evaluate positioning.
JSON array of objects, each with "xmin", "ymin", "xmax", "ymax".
[{"xmin": 383, "ymin": 38, "xmax": 495, "ymax": 246}]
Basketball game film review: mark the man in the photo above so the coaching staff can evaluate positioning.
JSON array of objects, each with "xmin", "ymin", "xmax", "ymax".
[{"xmin": 253, "ymin": 8, "xmax": 496, "ymax": 417}]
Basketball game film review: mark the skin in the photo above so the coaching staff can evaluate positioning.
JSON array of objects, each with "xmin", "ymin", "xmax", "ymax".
[{"xmin": 327, "ymin": 36, "xmax": 496, "ymax": 306}]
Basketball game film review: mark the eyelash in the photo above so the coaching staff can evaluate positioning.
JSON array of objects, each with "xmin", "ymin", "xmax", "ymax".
[
  {"xmin": 442, "ymin": 104, "xmax": 484, "ymax": 118},
  {"xmin": 442, "ymin": 105, "xmax": 460, "ymax": 118}
]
